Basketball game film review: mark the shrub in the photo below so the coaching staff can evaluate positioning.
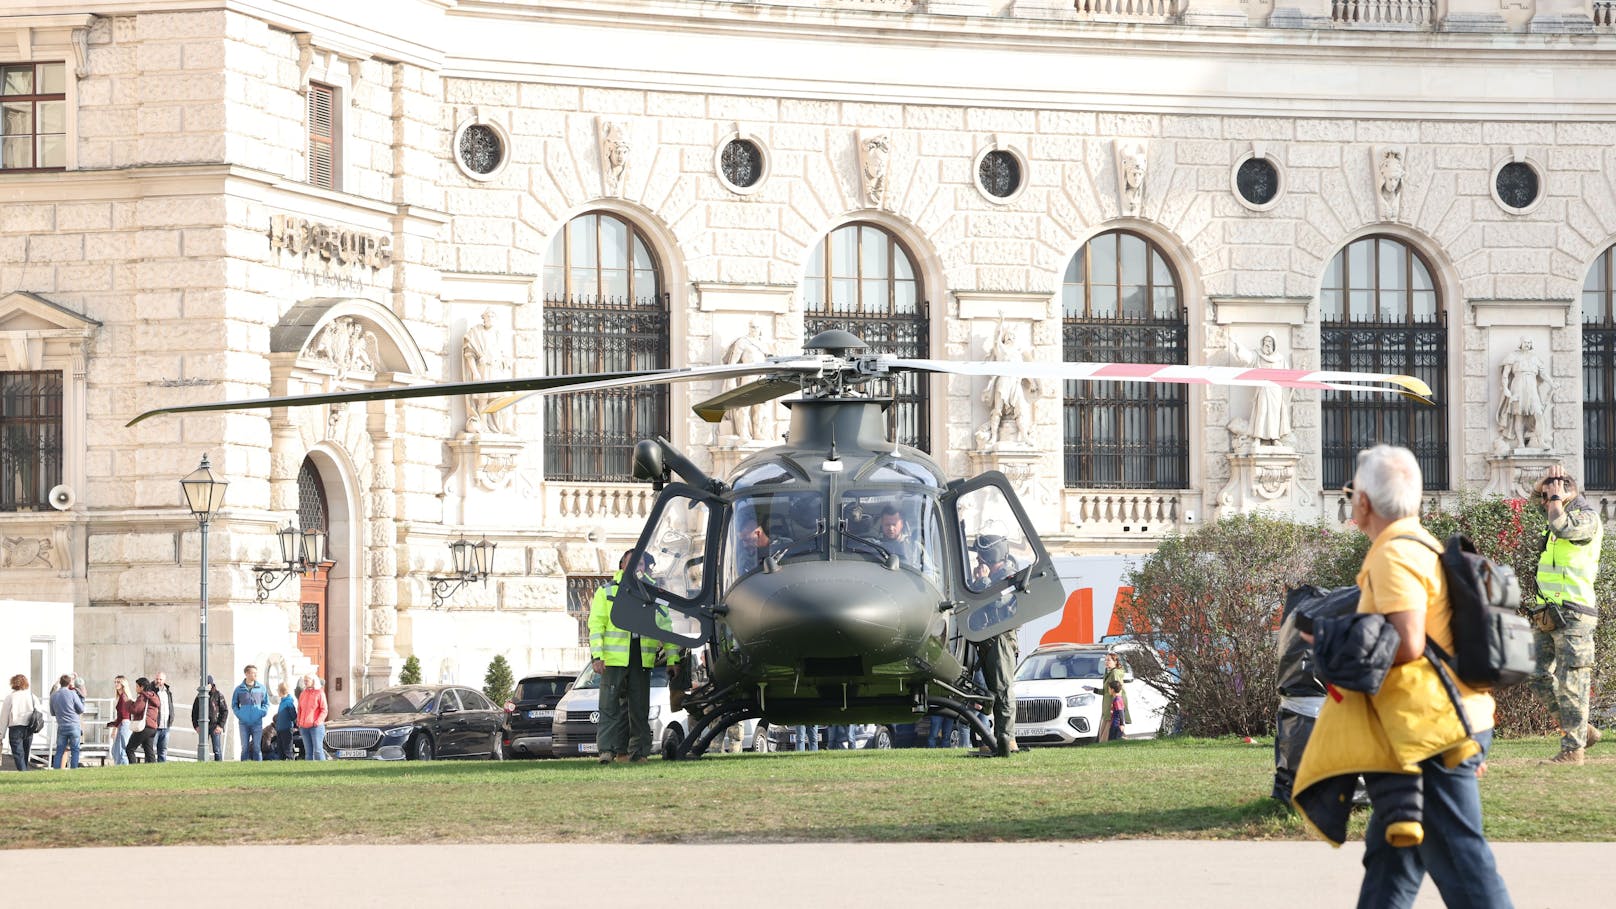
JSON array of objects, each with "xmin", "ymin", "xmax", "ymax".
[
  {"xmin": 484, "ymin": 654, "xmax": 515, "ymax": 707},
  {"xmin": 398, "ymin": 654, "xmax": 422, "ymax": 686}
]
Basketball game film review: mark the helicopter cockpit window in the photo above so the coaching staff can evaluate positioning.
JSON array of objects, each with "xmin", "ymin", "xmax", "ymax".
[
  {"xmin": 957, "ymin": 485, "xmax": 1035, "ymax": 594},
  {"xmin": 730, "ymin": 461, "xmax": 801, "ymax": 491},
  {"xmin": 860, "ymin": 459, "xmax": 941, "ymax": 488},
  {"xmin": 837, "ymin": 490, "xmax": 942, "ymax": 584},
  {"xmin": 640, "ymin": 497, "xmax": 711, "ymax": 600},
  {"xmin": 726, "ymin": 491, "xmax": 824, "ymax": 584}
]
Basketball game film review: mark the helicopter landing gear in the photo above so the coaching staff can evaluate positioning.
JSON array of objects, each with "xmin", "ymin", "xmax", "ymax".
[
  {"xmin": 677, "ymin": 703, "xmax": 761, "ymax": 759},
  {"xmin": 924, "ymin": 696, "xmax": 1000, "ymax": 757}
]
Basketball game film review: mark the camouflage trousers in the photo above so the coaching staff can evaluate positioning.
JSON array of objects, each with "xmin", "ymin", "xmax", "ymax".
[{"xmin": 1529, "ymin": 612, "xmax": 1598, "ymax": 750}]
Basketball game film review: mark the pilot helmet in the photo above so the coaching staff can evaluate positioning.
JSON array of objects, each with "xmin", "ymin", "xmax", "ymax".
[{"xmin": 972, "ymin": 534, "xmax": 1009, "ymax": 565}]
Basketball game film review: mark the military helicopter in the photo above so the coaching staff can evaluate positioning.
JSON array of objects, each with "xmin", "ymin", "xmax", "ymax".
[{"xmin": 132, "ymin": 329, "xmax": 1430, "ymax": 757}]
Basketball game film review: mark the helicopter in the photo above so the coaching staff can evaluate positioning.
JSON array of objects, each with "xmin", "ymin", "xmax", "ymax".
[{"xmin": 132, "ymin": 328, "xmax": 1431, "ymax": 757}]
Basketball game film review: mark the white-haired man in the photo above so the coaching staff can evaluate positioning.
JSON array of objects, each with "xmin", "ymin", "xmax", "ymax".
[{"xmin": 1338, "ymin": 445, "xmax": 1511, "ymax": 908}]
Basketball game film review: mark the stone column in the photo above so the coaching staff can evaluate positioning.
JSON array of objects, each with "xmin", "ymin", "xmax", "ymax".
[
  {"xmin": 954, "ymin": 291, "xmax": 1062, "ymax": 532},
  {"xmin": 363, "ymin": 395, "xmax": 402, "ymax": 696},
  {"xmin": 1209, "ymin": 297, "xmax": 1316, "ymax": 519},
  {"xmin": 1471, "ymin": 299, "xmax": 1577, "ymax": 496}
]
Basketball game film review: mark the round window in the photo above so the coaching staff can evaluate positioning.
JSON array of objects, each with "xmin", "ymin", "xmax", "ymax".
[
  {"xmin": 1236, "ymin": 157, "xmax": 1280, "ymax": 207},
  {"xmin": 458, "ymin": 124, "xmax": 504, "ymax": 176},
  {"xmin": 720, "ymin": 138, "xmax": 764, "ymax": 190},
  {"xmin": 978, "ymin": 150, "xmax": 1022, "ymax": 199},
  {"xmin": 1495, "ymin": 161, "xmax": 1540, "ymax": 212}
]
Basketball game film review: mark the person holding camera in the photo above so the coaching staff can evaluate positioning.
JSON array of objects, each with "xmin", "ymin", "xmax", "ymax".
[{"xmin": 1529, "ymin": 464, "xmax": 1604, "ymax": 765}]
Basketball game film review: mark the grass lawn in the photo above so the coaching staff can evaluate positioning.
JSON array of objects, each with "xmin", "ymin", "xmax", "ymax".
[{"xmin": 2, "ymin": 736, "xmax": 1611, "ymax": 849}]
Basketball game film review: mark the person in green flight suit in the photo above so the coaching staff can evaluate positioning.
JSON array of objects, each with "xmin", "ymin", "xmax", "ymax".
[
  {"xmin": 969, "ymin": 534, "xmax": 1020, "ymax": 757},
  {"xmin": 589, "ymin": 550, "xmax": 680, "ymax": 764}
]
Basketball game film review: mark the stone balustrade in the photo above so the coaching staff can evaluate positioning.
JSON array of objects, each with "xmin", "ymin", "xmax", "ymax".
[
  {"xmin": 547, "ymin": 483, "xmax": 657, "ymax": 522},
  {"xmin": 1063, "ymin": 489, "xmax": 1188, "ymax": 537},
  {"xmin": 1330, "ymin": 0, "xmax": 1437, "ymax": 27},
  {"xmin": 1077, "ymin": 0, "xmax": 1184, "ymax": 21},
  {"xmin": 1596, "ymin": 1, "xmax": 1614, "ymax": 26}
]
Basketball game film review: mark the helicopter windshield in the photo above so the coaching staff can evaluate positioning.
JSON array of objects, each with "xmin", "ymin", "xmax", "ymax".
[
  {"xmin": 837, "ymin": 489, "xmax": 943, "ymax": 585},
  {"xmin": 726, "ymin": 490, "xmax": 824, "ymax": 585}
]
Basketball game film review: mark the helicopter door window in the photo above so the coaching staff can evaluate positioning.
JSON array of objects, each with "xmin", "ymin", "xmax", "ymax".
[
  {"xmin": 640, "ymin": 497, "xmax": 711, "ymax": 602},
  {"xmin": 956, "ymin": 485, "xmax": 1035, "ymax": 594}
]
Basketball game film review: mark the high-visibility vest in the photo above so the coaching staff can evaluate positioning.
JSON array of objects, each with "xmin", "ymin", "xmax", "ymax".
[
  {"xmin": 588, "ymin": 570, "xmax": 679, "ymax": 668},
  {"xmin": 1536, "ymin": 521, "xmax": 1603, "ymax": 610}
]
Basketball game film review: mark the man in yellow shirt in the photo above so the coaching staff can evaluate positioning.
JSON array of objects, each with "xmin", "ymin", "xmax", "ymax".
[{"xmin": 1345, "ymin": 445, "xmax": 1511, "ymax": 909}]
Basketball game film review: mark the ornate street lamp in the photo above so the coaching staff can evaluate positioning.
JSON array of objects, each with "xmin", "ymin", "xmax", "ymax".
[
  {"xmin": 253, "ymin": 521, "xmax": 330, "ymax": 601},
  {"xmin": 430, "ymin": 536, "xmax": 497, "ymax": 607},
  {"xmin": 180, "ymin": 454, "xmax": 227, "ymax": 763}
]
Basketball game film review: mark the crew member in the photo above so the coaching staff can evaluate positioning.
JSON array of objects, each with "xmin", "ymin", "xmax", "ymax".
[
  {"xmin": 589, "ymin": 550, "xmax": 680, "ymax": 764},
  {"xmin": 876, "ymin": 506, "xmax": 918, "ymax": 565},
  {"xmin": 1529, "ymin": 464, "xmax": 1604, "ymax": 765},
  {"xmin": 970, "ymin": 534, "xmax": 1019, "ymax": 757}
]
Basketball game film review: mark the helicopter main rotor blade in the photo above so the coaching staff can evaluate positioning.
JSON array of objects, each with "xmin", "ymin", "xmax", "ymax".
[
  {"xmin": 690, "ymin": 376, "xmax": 806, "ymax": 423},
  {"xmin": 126, "ymin": 360, "xmax": 825, "ymax": 427},
  {"xmin": 885, "ymin": 357, "xmax": 1435, "ymax": 403}
]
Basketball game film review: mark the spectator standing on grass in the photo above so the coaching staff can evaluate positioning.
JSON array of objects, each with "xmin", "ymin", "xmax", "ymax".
[
  {"xmin": 1097, "ymin": 653, "xmax": 1131, "ymax": 743},
  {"xmin": 925, "ymin": 714, "xmax": 956, "ymax": 749},
  {"xmin": 1105, "ymin": 680, "xmax": 1126, "ymax": 743},
  {"xmin": 151, "ymin": 671, "xmax": 175, "ymax": 762},
  {"xmin": 794, "ymin": 725, "xmax": 818, "ymax": 752},
  {"xmin": 107, "ymin": 676, "xmax": 133, "ymax": 766},
  {"xmin": 827, "ymin": 724, "xmax": 853, "ymax": 750},
  {"xmin": 49, "ymin": 674, "xmax": 85, "ymax": 769},
  {"xmin": 1293, "ymin": 445, "xmax": 1511, "ymax": 909},
  {"xmin": 232, "ymin": 665, "xmax": 270, "ymax": 761},
  {"xmin": 296, "ymin": 673, "xmax": 329, "ymax": 760},
  {"xmin": 125, "ymin": 677, "xmax": 160, "ymax": 764},
  {"xmin": 2, "ymin": 674, "xmax": 41, "ymax": 771},
  {"xmin": 274, "ymin": 682, "xmax": 298, "ymax": 760},
  {"xmin": 192, "ymin": 676, "xmax": 227, "ymax": 762},
  {"xmin": 1526, "ymin": 464, "xmax": 1604, "ymax": 765}
]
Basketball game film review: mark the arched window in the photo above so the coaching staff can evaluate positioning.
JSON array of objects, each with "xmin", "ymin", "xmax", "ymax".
[
  {"xmin": 802, "ymin": 223, "xmax": 929, "ymax": 449},
  {"xmin": 1061, "ymin": 230, "xmax": 1189, "ymax": 489},
  {"xmin": 541, "ymin": 212, "xmax": 670, "ymax": 481},
  {"xmin": 1584, "ymin": 247, "xmax": 1616, "ymax": 489},
  {"xmin": 1320, "ymin": 236, "xmax": 1447, "ymax": 490}
]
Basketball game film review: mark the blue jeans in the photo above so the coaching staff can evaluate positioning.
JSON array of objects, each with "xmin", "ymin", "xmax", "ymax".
[
  {"xmin": 7, "ymin": 725, "xmax": 33, "ymax": 770},
  {"xmin": 927, "ymin": 716, "xmax": 956, "ymax": 748},
  {"xmin": 109, "ymin": 720, "xmax": 130, "ymax": 766},
  {"xmin": 827, "ymin": 725, "xmax": 853, "ymax": 749},
  {"xmin": 154, "ymin": 726, "xmax": 168, "ymax": 762},
  {"xmin": 53, "ymin": 728, "xmax": 81, "ymax": 768},
  {"xmin": 300, "ymin": 725, "xmax": 327, "ymax": 760},
  {"xmin": 794, "ymin": 725, "xmax": 818, "ymax": 752},
  {"xmin": 276, "ymin": 725, "xmax": 296, "ymax": 760},
  {"xmin": 1357, "ymin": 729, "xmax": 1513, "ymax": 909},
  {"xmin": 239, "ymin": 720, "xmax": 263, "ymax": 761},
  {"xmin": 201, "ymin": 729, "xmax": 222, "ymax": 761}
]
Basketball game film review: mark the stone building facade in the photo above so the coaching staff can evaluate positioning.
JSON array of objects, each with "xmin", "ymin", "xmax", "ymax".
[{"xmin": 4, "ymin": 0, "xmax": 1616, "ymax": 716}]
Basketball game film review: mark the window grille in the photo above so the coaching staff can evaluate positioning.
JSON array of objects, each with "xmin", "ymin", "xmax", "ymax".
[
  {"xmin": 0, "ymin": 62, "xmax": 67, "ymax": 171},
  {"xmin": 541, "ymin": 212, "xmax": 669, "ymax": 481},
  {"xmin": 566, "ymin": 575, "xmax": 611, "ymax": 647},
  {"xmin": 1584, "ymin": 248, "xmax": 1616, "ymax": 489},
  {"xmin": 298, "ymin": 459, "xmax": 328, "ymax": 533},
  {"xmin": 307, "ymin": 82, "xmax": 337, "ymax": 189},
  {"xmin": 0, "ymin": 370, "xmax": 63, "ymax": 511},
  {"xmin": 1320, "ymin": 236, "xmax": 1448, "ymax": 490},
  {"xmin": 802, "ymin": 223, "xmax": 930, "ymax": 450},
  {"xmin": 1061, "ymin": 231, "xmax": 1188, "ymax": 489}
]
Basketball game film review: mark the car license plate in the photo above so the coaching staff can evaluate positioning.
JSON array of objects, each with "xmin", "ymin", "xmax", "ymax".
[
  {"xmin": 527, "ymin": 709, "xmax": 553, "ymax": 719},
  {"xmin": 579, "ymin": 742, "xmax": 598, "ymax": 755},
  {"xmin": 337, "ymin": 749, "xmax": 367, "ymax": 759},
  {"xmin": 1016, "ymin": 726, "xmax": 1049, "ymax": 738}
]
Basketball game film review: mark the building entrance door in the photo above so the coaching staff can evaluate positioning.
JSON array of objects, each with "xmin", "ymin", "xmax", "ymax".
[{"xmin": 297, "ymin": 566, "xmax": 330, "ymax": 678}]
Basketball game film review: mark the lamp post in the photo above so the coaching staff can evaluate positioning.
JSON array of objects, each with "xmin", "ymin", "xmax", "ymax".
[{"xmin": 181, "ymin": 454, "xmax": 227, "ymax": 763}]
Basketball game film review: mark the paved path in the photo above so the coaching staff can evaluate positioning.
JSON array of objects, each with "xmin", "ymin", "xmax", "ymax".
[{"xmin": 0, "ymin": 842, "xmax": 1608, "ymax": 907}]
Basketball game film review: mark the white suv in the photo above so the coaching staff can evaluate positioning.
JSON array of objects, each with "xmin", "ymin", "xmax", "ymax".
[{"xmin": 1011, "ymin": 643, "xmax": 1169, "ymax": 746}]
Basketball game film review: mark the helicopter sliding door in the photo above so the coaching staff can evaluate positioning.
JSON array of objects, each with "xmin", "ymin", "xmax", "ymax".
[
  {"xmin": 609, "ymin": 482, "xmax": 722, "ymax": 649},
  {"xmin": 942, "ymin": 471, "xmax": 1064, "ymax": 642}
]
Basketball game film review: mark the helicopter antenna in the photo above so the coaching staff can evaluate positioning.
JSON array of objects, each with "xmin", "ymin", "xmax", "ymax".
[{"xmin": 823, "ymin": 423, "xmax": 843, "ymax": 473}]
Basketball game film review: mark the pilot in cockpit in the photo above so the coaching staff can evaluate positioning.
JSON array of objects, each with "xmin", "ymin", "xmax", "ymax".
[
  {"xmin": 875, "ymin": 505, "xmax": 918, "ymax": 566},
  {"xmin": 735, "ymin": 511, "xmax": 771, "ymax": 574}
]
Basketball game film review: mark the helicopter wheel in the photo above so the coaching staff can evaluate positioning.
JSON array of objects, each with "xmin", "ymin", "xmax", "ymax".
[{"xmin": 660, "ymin": 726, "xmax": 684, "ymax": 761}]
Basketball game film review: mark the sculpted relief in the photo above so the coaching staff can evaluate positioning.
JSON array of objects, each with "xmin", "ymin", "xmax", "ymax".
[
  {"xmin": 1374, "ymin": 146, "xmax": 1406, "ymax": 221},
  {"xmin": 306, "ymin": 316, "xmax": 380, "ymax": 378},
  {"xmin": 1115, "ymin": 141, "xmax": 1148, "ymax": 218},
  {"xmin": 598, "ymin": 119, "xmax": 631, "ymax": 197},
  {"xmin": 859, "ymin": 132, "xmax": 891, "ymax": 209}
]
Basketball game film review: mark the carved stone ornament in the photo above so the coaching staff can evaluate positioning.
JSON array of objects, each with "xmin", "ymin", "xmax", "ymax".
[
  {"xmin": 305, "ymin": 316, "xmax": 380, "ymax": 378},
  {"xmin": 719, "ymin": 320, "xmax": 775, "ymax": 446},
  {"xmin": 0, "ymin": 535, "xmax": 54, "ymax": 569},
  {"xmin": 1374, "ymin": 145, "xmax": 1406, "ymax": 222},
  {"xmin": 597, "ymin": 119, "xmax": 631, "ymax": 197},
  {"xmin": 973, "ymin": 317, "xmax": 1041, "ymax": 450},
  {"xmin": 1226, "ymin": 331, "xmax": 1294, "ymax": 451},
  {"xmin": 1114, "ymin": 140, "xmax": 1148, "ymax": 218},
  {"xmin": 1495, "ymin": 338, "xmax": 1555, "ymax": 452},
  {"xmin": 461, "ymin": 308, "xmax": 513, "ymax": 436},
  {"xmin": 858, "ymin": 131, "xmax": 892, "ymax": 209},
  {"xmin": 1483, "ymin": 452, "xmax": 1561, "ymax": 498},
  {"xmin": 1218, "ymin": 448, "xmax": 1303, "ymax": 516}
]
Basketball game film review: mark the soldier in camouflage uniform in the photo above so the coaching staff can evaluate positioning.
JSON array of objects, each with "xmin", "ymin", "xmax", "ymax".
[
  {"xmin": 969, "ymin": 535, "xmax": 1020, "ymax": 757},
  {"xmin": 1528, "ymin": 465, "xmax": 1604, "ymax": 765}
]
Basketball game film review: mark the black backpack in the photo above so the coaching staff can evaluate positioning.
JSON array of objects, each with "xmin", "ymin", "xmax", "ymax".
[{"xmin": 1400, "ymin": 534, "xmax": 1534, "ymax": 690}]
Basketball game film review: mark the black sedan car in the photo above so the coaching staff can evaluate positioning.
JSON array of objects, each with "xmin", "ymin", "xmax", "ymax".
[
  {"xmin": 503, "ymin": 673, "xmax": 574, "ymax": 758},
  {"xmin": 324, "ymin": 685, "xmax": 506, "ymax": 761}
]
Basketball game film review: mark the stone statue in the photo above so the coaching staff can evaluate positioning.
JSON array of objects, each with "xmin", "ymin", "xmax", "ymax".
[
  {"xmin": 307, "ymin": 316, "xmax": 379, "ymax": 379},
  {"xmin": 722, "ymin": 320, "xmax": 773, "ymax": 443},
  {"xmin": 462, "ymin": 308, "xmax": 512, "ymax": 435},
  {"xmin": 859, "ymin": 132, "xmax": 891, "ymax": 209},
  {"xmin": 1227, "ymin": 332, "xmax": 1293, "ymax": 446},
  {"xmin": 1118, "ymin": 143, "xmax": 1147, "ymax": 217},
  {"xmin": 599, "ymin": 120, "xmax": 630, "ymax": 197},
  {"xmin": 1376, "ymin": 147, "xmax": 1405, "ymax": 221},
  {"xmin": 1496, "ymin": 338, "xmax": 1554, "ymax": 450},
  {"xmin": 974, "ymin": 318, "xmax": 1039, "ymax": 449}
]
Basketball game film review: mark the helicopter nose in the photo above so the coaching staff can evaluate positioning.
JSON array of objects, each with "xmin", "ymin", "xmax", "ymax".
[{"xmin": 722, "ymin": 560, "xmax": 938, "ymax": 670}]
